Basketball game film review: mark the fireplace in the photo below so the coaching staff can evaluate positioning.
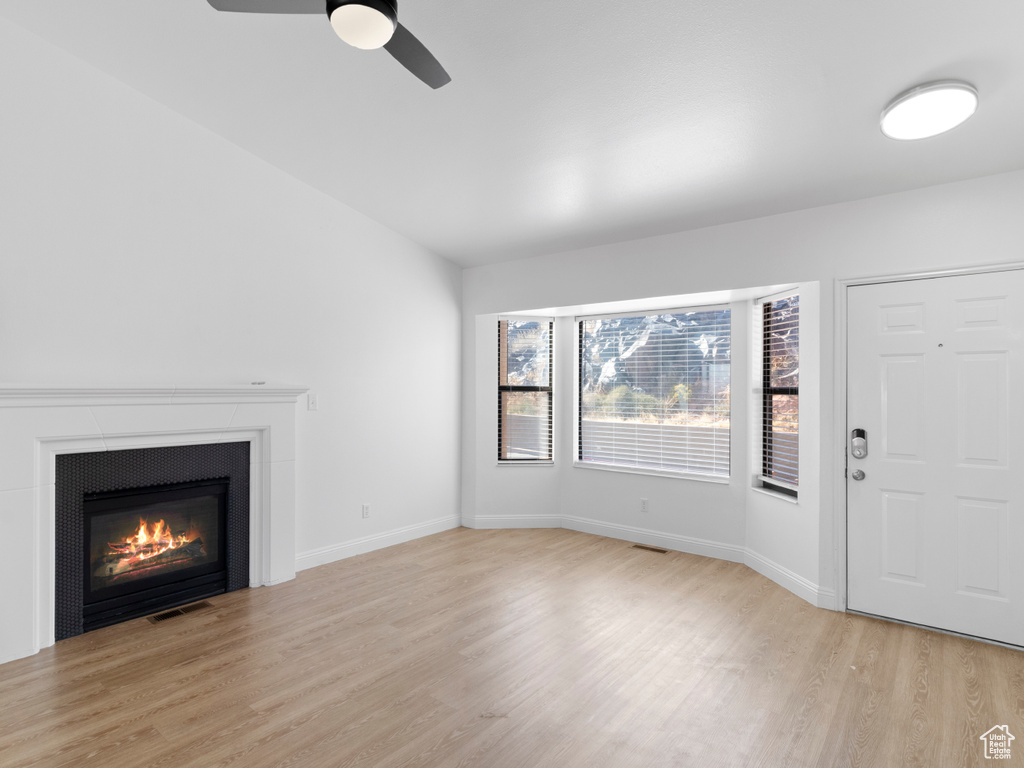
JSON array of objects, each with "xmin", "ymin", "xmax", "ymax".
[
  {"xmin": 55, "ymin": 441, "xmax": 252, "ymax": 640},
  {"xmin": 0, "ymin": 383, "xmax": 305, "ymax": 665},
  {"xmin": 82, "ymin": 479, "xmax": 229, "ymax": 631}
]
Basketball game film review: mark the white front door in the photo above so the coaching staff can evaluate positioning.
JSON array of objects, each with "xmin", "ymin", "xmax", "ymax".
[{"xmin": 847, "ymin": 269, "xmax": 1024, "ymax": 646}]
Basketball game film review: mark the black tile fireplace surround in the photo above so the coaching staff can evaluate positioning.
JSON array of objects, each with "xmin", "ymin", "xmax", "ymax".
[{"xmin": 55, "ymin": 442, "xmax": 250, "ymax": 639}]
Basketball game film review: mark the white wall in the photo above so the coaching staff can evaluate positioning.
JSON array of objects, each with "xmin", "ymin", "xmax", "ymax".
[
  {"xmin": 0, "ymin": 19, "xmax": 462, "ymax": 566},
  {"xmin": 743, "ymin": 282, "xmax": 822, "ymax": 600},
  {"xmin": 462, "ymin": 165, "xmax": 1024, "ymax": 607}
]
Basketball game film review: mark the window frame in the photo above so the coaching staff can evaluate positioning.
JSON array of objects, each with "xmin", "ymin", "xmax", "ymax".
[
  {"xmin": 574, "ymin": 303, "xmax": 732, "ymax": 482},
  {"xmin": 498, "ymin": 317, "xmax": 554, "ymax": 463},
  {"xmin": 759, "ymin": 292, "xmax": 799, "ymax": 498}
]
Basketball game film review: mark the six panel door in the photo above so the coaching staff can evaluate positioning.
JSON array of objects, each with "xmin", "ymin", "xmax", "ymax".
[{"xmin": 847, "ymin": 270, "xmax": 1024, "ymax": 646}]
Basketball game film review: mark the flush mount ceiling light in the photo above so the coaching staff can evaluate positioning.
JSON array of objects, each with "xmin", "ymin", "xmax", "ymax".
[{"xmin": 880, "ymin": 80, "xmax": 979, "ymax": 140}]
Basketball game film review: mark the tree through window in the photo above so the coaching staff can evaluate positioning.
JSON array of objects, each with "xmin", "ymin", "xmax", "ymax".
[
  {"xmin": 577, "ymin": 308, "xmax": 731, "ymax": 478},
  {"xmin": 761, "ymin": 294, "xmax": 799, "ymax": 495},
  {"xmin": 498, "ymin": 319, "xmax": 553, "ymax": 461}
]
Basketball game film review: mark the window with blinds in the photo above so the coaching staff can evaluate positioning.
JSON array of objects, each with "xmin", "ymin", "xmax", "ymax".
[
  {"xmin": 498, "ymin": 319, "xmax": 553, "ymax": 461},
  {"xmin": 577, "ymin": 308, "xmax": 731, "ymax": 478},
  {"xmin": 761, "ymin": 294, "xmax": 799, "ymax": 496}
]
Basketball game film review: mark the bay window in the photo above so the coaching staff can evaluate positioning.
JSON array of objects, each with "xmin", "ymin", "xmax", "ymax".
[{"xmin": 577, "ymin": 307, "xmax": 731, "ymax": 478}]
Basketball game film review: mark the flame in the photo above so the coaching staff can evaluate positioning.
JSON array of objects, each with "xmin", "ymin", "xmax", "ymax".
[{"xmin": 105, "ymin": 517, "xmax": 196, "ymax": 574}]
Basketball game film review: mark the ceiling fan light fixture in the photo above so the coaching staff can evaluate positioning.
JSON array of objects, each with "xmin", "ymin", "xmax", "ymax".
[
  {"xmin": 880, "ymin": 80, "xmax": 978, "ymax": 140},
  {"xmin": 329, "ymin": 0, "xmax": 397, "ymax": 50}
]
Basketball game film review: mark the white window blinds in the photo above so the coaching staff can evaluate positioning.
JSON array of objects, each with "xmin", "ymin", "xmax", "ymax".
[
  {"xmin": 578, "ymin": 308, "xmax": 731, "ymax": 477},
  {"xmin": 761, "ymin": 294, "xmax": 799, "ymax": 494},
  {"xmin": 499, "ymin": 319, "xmax": 553, "ymax": 461}
]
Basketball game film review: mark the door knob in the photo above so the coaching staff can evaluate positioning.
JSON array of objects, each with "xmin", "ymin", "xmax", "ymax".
[{"xmin": 851, "ymin": 469, "xmax": 865, "ymax": 481}]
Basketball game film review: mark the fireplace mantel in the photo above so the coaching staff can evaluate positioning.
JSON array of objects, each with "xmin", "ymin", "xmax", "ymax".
[
  {"xmin": 0, "ymin": 383, "xmax": 307, "ymax": 406},
  {"xmin": 0, "ymin": 383, "xmax": 308, "ymax": 665}
]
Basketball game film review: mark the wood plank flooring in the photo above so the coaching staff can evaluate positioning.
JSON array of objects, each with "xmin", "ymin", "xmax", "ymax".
[{"xmin": 1, "ymin": 528, "xmax": 1022, "ymax": 767}]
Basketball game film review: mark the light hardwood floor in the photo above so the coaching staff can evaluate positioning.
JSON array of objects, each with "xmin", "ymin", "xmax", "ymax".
[{"xmin": 1, "ymin": 528, "xmax": 1022, "ymax": 767}]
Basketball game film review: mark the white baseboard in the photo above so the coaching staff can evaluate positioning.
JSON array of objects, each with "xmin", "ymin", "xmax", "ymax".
[
  {"xmin": 262, "ymin": 576, "xmax": 296, "ymax": 587},
  {"xmin": 743, "ymin": 548, "xmax": 837, "ymax": 609},
  {"xmin": 816, "ymin": 590, "xmax": 840, "ymax": 611},
  {"xmin": 462, "ymin": 515, "xmax": 562, "ymax": 529},
  {"xmin": 296, "ymin": 511, "xmax": 837, "ymax": 611},
  {"xmin": 295, "ymin": 514, "xmax": 461, "ymax": 572},
  {"xmin": 562, "ymin": 514, "xmax": 836, "ymax": 609},
  {"xmin": 562, "ymin": 515, "xmax": 746, "ymax": 563},
  {"xmin": 0, "ymin": 646, "xmax": 37, "ymax": 666}
]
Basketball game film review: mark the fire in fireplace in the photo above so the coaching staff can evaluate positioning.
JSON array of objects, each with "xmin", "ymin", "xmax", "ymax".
[{"xmin": 82, "ymin": 479, "xmax": 228, "ymax": 631}]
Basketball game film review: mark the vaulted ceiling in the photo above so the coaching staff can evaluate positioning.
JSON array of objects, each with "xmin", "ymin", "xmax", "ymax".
[{"xmin": 4, "ymin": 1, "xmax": 1024, "ymax": 266}]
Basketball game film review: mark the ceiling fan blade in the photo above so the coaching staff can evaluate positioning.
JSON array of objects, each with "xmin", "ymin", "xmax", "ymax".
[
  {"xmin": 384, "ymin": 23, "xmax": 451, "ymax": 89},
  {"xmin": 206, "ymin": 0, "xmax": 323, "ymax": 13}
]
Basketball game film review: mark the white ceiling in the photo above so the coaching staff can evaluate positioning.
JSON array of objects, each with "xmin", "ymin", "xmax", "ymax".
[{"xmin": 4, "ymin": 1, "xmax": 1024, "ymax": 267}]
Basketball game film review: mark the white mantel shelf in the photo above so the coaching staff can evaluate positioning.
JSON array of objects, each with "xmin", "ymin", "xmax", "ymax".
[
  {"xmin": 0, "ymin": 382, "xmax": 308, "ymax": 665},
  {"xmin": 0, "ymin": 384, "xmax": 308, "ymax": 407}
]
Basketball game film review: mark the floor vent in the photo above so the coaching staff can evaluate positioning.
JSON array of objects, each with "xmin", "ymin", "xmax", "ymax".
[
  {"xmin": 632, "ymin": 544, "xmax": 668, "ymax": 554},
  {"xmin": 148, "ymin": 601, "xmax": 213, "ymax": 624}
]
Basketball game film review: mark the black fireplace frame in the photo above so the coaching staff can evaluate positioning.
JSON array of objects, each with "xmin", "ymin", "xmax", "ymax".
[
  {"xmin": 81, "ymin": 478, "xmax": 230, "ymax": 631},
  {"xmin": 55, "ymin": 442, "xmax": 250, "ymax": 640}
]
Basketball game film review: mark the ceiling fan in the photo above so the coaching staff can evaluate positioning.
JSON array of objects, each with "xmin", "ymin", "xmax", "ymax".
[{"xmin": 206, "ymin": 0, "xmax": 451, "ymax": 89}]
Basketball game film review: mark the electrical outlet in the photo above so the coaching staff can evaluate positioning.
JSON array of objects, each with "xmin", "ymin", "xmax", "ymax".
[
  {"xmin": 640, "ymin": 498, "xmax": 649, "ymax": 513},
  {"xmin": 307, "ymin": 393, "xmax": 319, "ymax": 411},
  {"xmin": 362, "ymin": 504, "xmax": 370, "ymax": 518}
]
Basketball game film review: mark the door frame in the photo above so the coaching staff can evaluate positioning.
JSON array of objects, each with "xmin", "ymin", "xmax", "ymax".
[{"xmin": 833, "ymin": 260, "xmax": 1024, "ymax": 613}]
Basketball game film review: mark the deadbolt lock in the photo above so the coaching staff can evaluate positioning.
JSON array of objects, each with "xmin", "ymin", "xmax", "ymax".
[{"xmin": 851, "ymin": 428, "xmax": 868, "ymax": 459}]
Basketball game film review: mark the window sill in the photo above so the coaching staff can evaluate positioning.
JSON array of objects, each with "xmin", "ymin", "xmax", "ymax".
[
  {"xmin": 573, "ymin": 460, "xmax": 729, "ymax": 484},
  {"xmin": 497, "ymin": 460, "xmax": 554, "ymax": 467},
  {"xmin": 750, "ymin": 485, "xmax": 800, "ymax": 504}
]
